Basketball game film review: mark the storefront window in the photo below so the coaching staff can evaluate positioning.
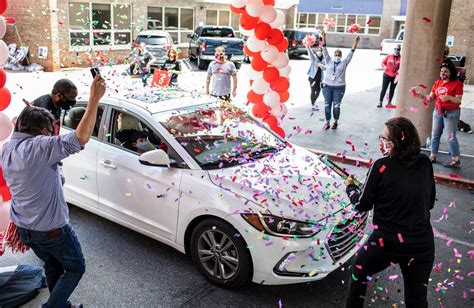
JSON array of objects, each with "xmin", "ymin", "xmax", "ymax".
[
  {"xmin": 147, "ymin": 7, "xmax": 195, "ymax": 43},
  {"xmin": 219, "ymin": 10, "xmax": 230, "ymax": 27},
  {"xmin": 206, "ymin": 10, "xmax": 218, "ymax": 26},
  {"xmin": 296, "ymin": 12, "xmax": 381, "ymax": 35},
  {"xmin": 69, "ymin": 2, "xmax": 131, "ymax": 50}
]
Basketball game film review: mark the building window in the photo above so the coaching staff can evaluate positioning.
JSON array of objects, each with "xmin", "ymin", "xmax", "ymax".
[
  {"xmin": 205, "ymin": 9, "xmax": 241, "ymax": 36},
  {"xmin": 68, "ymin": 2, "xmax": 131, "ymax": 50},
  {"xmin": 147, "ymin": 7, "xmax": 195, "ymax": 43},
  {"xmin": 296, "ymin": 12, "xmax": 381, "ymax": 36}
]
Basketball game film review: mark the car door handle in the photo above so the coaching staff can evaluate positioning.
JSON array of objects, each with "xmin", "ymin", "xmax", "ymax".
[{"xmin": 100, "ymin": 160, "xmax": 117, "ymax": 169}]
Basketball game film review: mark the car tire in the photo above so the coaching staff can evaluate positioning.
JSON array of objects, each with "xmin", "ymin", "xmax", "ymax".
[
  {"xmin": 190, "ymin": 218, "xmax": 252, "ymax": 288},
  {"xmin": 197, "ymin": 56, "xmax": 208, "ymax": 70},
  {"xmin": 234, "ymin": 62, "xmax": 242, "ymax": 69}
]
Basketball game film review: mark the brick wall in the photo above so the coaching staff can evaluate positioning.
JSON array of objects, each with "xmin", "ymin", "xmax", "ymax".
[{"xmin": 447, "ymin": 0, "xmax": 473, "ymax": 84}]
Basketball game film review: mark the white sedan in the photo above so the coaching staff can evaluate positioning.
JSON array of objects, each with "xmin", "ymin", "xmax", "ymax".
[{"xmin": 60, "ymin": 89, "xmax": 370, "ymax": 288}]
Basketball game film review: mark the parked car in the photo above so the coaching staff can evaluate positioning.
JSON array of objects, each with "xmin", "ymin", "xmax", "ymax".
[
  {"xmin": 188, "ymin": 26, "xmax": 245, "ymax": 70},
  {"xmin": 380, "ymin": 29, "xmax": 404, "ymax": 55},
  {"xmin": 60, "ymin": 90, "xmax": 370, "ymax": 288},
  {"xmin": 131, "ymin": 30, "xmax": 175, "ymax": 73},
  {"xmin": 283, "ymin": 28, "xmax": 321, "ymax": 58}
]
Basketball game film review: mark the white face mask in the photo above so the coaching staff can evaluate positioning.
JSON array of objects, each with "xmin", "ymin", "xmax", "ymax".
[
  {"xmin": 334, "ymin": 56, "xmax": 341, "ymax": 63},
  {"xmin": 379, "ymin": 139, "xmax": 393, "ymax": 156},
  {"xmin": 136, "ymin": 141, "xmax": 148, "ymax": 151},
  {"xmin": 316, "ymin": 51, "xmax": 323, "ymax": 57}
]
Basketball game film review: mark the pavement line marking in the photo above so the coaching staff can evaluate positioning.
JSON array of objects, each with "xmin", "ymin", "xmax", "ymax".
[{"xmin": 433, "ymin": 227, "xmax": 474, "ymax": 248}]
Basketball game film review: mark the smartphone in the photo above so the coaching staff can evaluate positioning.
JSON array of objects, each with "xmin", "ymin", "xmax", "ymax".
[{"xmin": 90, "ymin": 67, "xmax": 100, "ymax": 78}]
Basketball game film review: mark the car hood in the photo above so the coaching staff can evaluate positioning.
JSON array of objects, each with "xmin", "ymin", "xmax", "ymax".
[{"xmin": 208, "ymin": 145, "xmax": 352, "ymax": 222}]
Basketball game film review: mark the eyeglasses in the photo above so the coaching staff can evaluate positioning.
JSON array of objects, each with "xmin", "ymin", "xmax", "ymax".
[
  {"xmin": 394, "ymin": 48, "xmax": 401, "ymax": 51},
  {"xmin": 379, "ymin": 134, "xmax": 390, "ymax": 142}
]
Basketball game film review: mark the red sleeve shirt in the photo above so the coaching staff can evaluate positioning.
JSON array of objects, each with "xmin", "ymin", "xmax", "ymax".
[
  {"xmin": 431, "ymin": 79, "xmax": 463, "ymax": 113},
  {"xmin": 383, "ymin": 54, "xmax": 401, "ymax": 77}
]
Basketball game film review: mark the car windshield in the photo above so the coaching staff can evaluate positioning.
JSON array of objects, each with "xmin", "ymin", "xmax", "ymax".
[
  {"xmin": 155, "ymin": 101, "xmax": 286, "ymax": 169},
  {"xmin": 295, "ymin": 31, "xmax": 317, "ymax": 40},
  {"xmin": 135, "ymin": 35, "xmax": 170, "ymax": 46},
  {"xmin": 201, "ymin": 28, "xmax": 235, "ymax": 38}
]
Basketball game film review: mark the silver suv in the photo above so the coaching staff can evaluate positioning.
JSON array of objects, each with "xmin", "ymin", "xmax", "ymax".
[{"xmin": 132, "ymin": 30, "xmax": 175, "ymax": 69}]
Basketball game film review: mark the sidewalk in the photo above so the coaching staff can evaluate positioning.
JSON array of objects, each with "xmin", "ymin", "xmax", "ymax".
[{"xmin": 282, "ymin": 85, "xmax": 474, "ymax": 180}]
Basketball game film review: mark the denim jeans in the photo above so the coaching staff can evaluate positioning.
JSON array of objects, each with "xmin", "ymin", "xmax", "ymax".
[
  {"xmin": 140, "ymin": 71, "xmax": 150, "ymax": 87},
  {"xmin": 17, "ymin": 224, "xmax": 85, "ymax": 308},
  {"xmin": 322, "ymin": 85, "xmax": 346, "ymax": 121},
  {"xmin": 430, "ymin": 108, "xmax": 460, "ymax": 157}
]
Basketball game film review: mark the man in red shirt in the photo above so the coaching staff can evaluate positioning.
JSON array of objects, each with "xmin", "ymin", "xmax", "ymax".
[{"xmin": 378, "ymin": 45, "xmax": 401, "ymax": 108}]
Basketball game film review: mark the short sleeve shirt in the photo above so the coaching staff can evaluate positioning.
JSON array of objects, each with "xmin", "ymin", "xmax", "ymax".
[
  {"xmin": 33, "ymin": 94, "xmax": 61, "ymax": 135},
  {"xmin": 431, "ymin": 79, "xmax": 463, "ymax": 113},
  {"xmin": 207, "ymin": 61, "xmax": 237, "ymax": 96}
]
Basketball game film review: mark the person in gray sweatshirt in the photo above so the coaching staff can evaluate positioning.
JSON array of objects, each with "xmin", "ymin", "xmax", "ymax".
[
  {"xmin": 321, "ymin": 31, "xmax": 360, "ymax": 130},
  {"xmin": 306, "ymin": 45, "xmax": 325, "ymax": 106}
]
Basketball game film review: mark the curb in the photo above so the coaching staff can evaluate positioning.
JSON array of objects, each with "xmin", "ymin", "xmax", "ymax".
[{"xmin": 307, "ymin": 148, "xmax": 474, "ymax": 191}]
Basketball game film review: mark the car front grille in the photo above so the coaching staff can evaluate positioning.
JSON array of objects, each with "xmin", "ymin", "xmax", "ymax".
[{"xmin": 326, "ymin": 212, "xmax": 369, "ymax": 262}]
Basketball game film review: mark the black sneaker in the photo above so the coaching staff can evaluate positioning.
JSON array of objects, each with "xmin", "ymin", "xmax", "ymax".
[
  {"xmin": 443, "ymin": 160, "xmax": 461, "ymax": 169},
  {"xmin": 331, "ymin": 122, "xmax": 338, "ymax": 130},
  {"xmin": 377, "ymin": 101, "xmax": 382, "ymax": 108}
]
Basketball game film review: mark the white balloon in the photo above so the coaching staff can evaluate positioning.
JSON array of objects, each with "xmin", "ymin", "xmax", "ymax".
[
  {"xmin": 278, "ymin": 65, "xmax": 291, "ymax": 77},
  {"xmin": 246, "ymin": 35, "xmax": 265, "ymax": 53},
  {"xmin": 231, "ymin": 0, "xmax": 247, "ymax": 8},
  {"xmin": 239, "ymin": 25, "xmax": 254, "ymax": 37},
  {"xmin": 246, "ymin": 0, "xmax": 264, "ymax": 17},
  {"xmin": 0, "ymin": 40, "xmax": 8, "ymax": 65},
  {"xmin": 246, "ymin": 65, "xmax": 263, "ymax": 79},
  {"xmin": 272, "ymin": 53, "xmax": 290, "ymax": 68},
  {"xmin": 0, "ymin": 112, "xmax": 13, "ymax": 142},
  {"xmin": 0, "ymin": 200, "xmax": 11, "ymax": 233},
  {"xmin": 252, "ymin": 78, "xmax": 270, "ymax": 94},
  {"xmin": 261, "ymin": 45, "xmax": 279, "ymax": 63},
  {"xmin": 270, "ymin": 10, "xmax": 285, "ymax": 29},
  {"xmin": 271, "ymin": 103, "xmax": 288, "ymax": 118},
  {"xmin": 0, "ymin": 17, "xmax": 6, "ymax": 39},
  {"xmin": 260, "ymin": 6, "xmax": 277, "ymax": 24},
  {"xmin": 263, "ymin": 90, "xmax": 280, "ymax": 108}
]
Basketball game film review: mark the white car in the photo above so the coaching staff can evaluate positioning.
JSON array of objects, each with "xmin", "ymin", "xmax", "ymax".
[{"xmin": 60, "ymin": 90, "xmax": 370, "ymax": 287}]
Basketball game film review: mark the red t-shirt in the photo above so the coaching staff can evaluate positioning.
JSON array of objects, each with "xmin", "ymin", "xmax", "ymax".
[
  {"xmin": 431, "ymin": 79, "xmax": 463, "ymax": 114},
  {"xmin": 382, "ymin": 54, "xmax": 401, "ymax": 77}
]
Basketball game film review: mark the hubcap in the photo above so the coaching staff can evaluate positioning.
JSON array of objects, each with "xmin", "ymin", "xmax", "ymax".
[{"xmin": 197, "ymin": 229, "xmax": 239, "ymax": 280}]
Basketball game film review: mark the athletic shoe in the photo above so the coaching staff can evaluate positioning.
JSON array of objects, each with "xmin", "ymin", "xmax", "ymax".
[
  {"xmin": 322, "ymin": 123, "xmax": 330, "ymax": 130},
  {"xmin": 385, "ymin": 103, "xmax": 396, "ymax": 109},
  {"xmin": 377, "ymin": 101, "xmax": 382, "ymax": 108},
  {"xmin": 331, "ymin": 122, "xmax": 338, "ymax": 130}
]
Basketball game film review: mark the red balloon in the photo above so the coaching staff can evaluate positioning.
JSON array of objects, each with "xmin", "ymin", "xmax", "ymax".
[
  {"xmin": 240, "ymin": 11, "xmax": 259, "ymax": 30},
  {"xmin": 243, "ymin": 44, "xmax": 259, "ymax": 57},
  {"xmin": 276, "ymin": 38, "xmax": 289, "ymax": 52},
  {"xmin": 230, "ymin": 4, "xmax": 245, "ymax": 14},
  {"xmin": 0, "ymin": 68, "xmax": 6, "ymax": 88},
  {"xmin": 254, "ymin": 22, "xmax": 271, "ymax": 40},
  {"xmin": 268, "ymin": 29, "xmax": 284, "ymax": 45},
  {"xmin": 263, "ymin": 0, "xmax": 275, "ymax": 5},
  {"xmin": 0, "ymin": 87, "xmax": 11, "ymax": 111},
  {"xmin": 263, "ymin": 67, "xmax": 280, "ymax": 83},
  {"xmin": 0, "ymin": 0, "xmax": 7, "ymax": 15},
  {"xmin": 251, "ymin": 53, "xmax": 268, "ymax": 71},
  {"xmin": 271, "ymin": 77, "xmax": 290, "ymax": 93},
  {"xmin": 279, "ymin": 91, "xmax": 290, "ymax": 102},
  {"xmin": 252, "ymin": 102, "xmax": 271, "ymax": 118},
  {"xmin": 263, "ymin": 115, "xmax": 279, "ymax": 130},
  {"xmin": 273, "ymin": 127, "xmax": 286, "ymax": 138},
  {"xmin": 247, "ymin": 90, "xmax": 264, "ymax": 104}
]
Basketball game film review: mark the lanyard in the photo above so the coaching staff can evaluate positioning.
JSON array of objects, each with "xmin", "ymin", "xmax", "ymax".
[{"xmin": 333, "ymin": 62, "xmax": 339, "ymax": 74}]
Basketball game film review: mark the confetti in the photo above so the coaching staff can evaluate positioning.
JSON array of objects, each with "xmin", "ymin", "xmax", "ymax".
[
  {"xmin": 379, "ymin": 165, "xmax": 386, "ymax": 173},
  {"xmin": 397, "ymin": 233, "xmax": 404, "ymax": 243},
  {"xmin": 389, "ymin": 274, "xmax": 399, "ymax": 280},
  {"xmin": 378, "ymin": 238, "xmax": 384, "ymax": 247},
  {"xmin": 422, "ymin": 17, "xmax": 432, "ymax": 23},
  {"xmin": 410, "ymin": 106, "xmax": 418, "ymax": 113}
]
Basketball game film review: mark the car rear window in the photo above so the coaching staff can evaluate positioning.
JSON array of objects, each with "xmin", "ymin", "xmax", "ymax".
[
  {"xmin": 295, "ymin": 31, "xmax": 317, "ymax": 40},
  {"xmin": 201, "ymin": 28, "xmax": 235, "ymax": 38},
  {"xmin": 135, "ymin": 35, "xmax": 170, "ymax": 46}
]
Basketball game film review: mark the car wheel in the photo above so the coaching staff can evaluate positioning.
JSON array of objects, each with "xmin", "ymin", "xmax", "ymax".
[
  {"xmin": 190, "ymin": 218, "xmax": 252, "ymax": 288},
  {"xmin": 234, "ymin": 62, "xmax": 242, "ymax": 69},
  {"xmin": 197, "ymin": 56, "xmax": 208, "ymax": 70}
]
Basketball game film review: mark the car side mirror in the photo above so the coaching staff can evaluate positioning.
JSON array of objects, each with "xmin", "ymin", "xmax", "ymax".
[
  {"xmin": 187, "ymin": 33, "xmax": 194, "ymax": 39},
  {"xmin": 139, "ymin": 149, "xmax": 172, "ymax": 167}
]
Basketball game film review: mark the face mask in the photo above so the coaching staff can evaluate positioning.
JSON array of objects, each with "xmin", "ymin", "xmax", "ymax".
[
  {"xmin": 379, "ymin": 139, "xmax": 393, "ymax": 156},
  {"xmin": 394, "ymin": 49, "xmax": 400, "ymax": 56},
  {"xmin": 334, "ymin": 56, "xmax": 341, "ymax": 63},
  {"xmin": 316, "ymin": 51, "xmax": 323, "ymax": 57},
  {"xmin": 440, "ymin": 74, "xmax": 448, "ymax": 80},
  {"xmin": 62, "ymin": 98, "xmax": 76, "ymax": 110},
  {"xmin": 136, "ymin": 141, "xmax": 148, "ymax": 151}
]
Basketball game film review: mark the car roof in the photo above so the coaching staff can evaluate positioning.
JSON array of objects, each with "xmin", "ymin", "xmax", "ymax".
[{"xmin": 136, "ymin": 30, "xmax": 170, "ymax": 37}]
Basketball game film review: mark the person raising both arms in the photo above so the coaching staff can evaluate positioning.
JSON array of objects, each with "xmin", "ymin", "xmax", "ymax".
[{"xmin": 321, "ymin": 31, "xmax": 360, "ymax": 130}]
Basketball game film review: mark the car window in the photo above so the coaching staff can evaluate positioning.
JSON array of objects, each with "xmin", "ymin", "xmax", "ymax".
[
  {"xmin": 108, "ymin": 109, "xmax": 187, "ymax": 168},
  {"xmin": 295, "ymin": 31, "xmax": 316, "ymax": 40},
  {"xmin": 62, "ymin": 105, "xmax": 104, "ymax": 137},
  {"xmin": 135, "ymin": 35, "xmax": 170, "ymax": 46},
  {"xmin": 201, "ymin": 28, "xmax": 235, "ymax": 38}
]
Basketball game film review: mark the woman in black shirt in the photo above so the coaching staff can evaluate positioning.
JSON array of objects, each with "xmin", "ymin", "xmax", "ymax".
[
  {"xmin": 161, "ymin": 48, "xmax": 181, "ymax": 86},
  {"xmin": 345, "ymin": 117, "xmax": 435, "ymax": 308}
]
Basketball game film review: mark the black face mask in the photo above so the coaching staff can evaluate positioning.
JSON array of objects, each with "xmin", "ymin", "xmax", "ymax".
[{"xmin": 62, "ymin": 98, "xmax": 76, "ymax": 110}]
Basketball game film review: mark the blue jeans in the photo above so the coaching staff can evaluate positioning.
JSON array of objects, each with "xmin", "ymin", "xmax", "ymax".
[
  {"xmin": 17, "ymin": 224, "xmax": 86, "ymax": 308},
  {"xmin": 430, "ymin": 108, "xmax": 460, "ymax": 157},
  {"xmin": 140, "ymin": 71, "xmax": 150, "ymax": 87},
  {"xmin": 322, "ymin": 85, "xmax": 346, "ymax": 121}
]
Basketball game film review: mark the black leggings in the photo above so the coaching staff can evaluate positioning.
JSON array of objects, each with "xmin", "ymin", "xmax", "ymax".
[
  {"xmin": 309, "ymin": 77, "xmax": 322, "ymax": 104},
  {"xmin": 346, "ymin": 233, "xmax": 434, "ymax": 308},
  {"xmin": 379, "ymin": 74, "xmax": 397, "ymax": 103}
]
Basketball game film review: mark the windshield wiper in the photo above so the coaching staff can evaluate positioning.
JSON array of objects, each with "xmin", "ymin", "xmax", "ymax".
[{"xmin": 200, "ymin": 159, "xmax": 242, "ymax": 170}]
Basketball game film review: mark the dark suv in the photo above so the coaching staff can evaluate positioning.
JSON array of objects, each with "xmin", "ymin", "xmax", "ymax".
[{"xmin": 283, "ymin": 28, "xmax": 321, "ymax": 58}]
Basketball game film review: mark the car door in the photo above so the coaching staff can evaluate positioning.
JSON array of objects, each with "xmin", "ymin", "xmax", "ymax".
[
  {"xmin": 96, "ymin": 108, "xmax": 184, "ymax": 241},
  {"xmin": 60, "ymin": 103, "xmax": 106, "ymax": 209},
  {"xmin": 189, "ymin": 27, "xmax": 201, "ymax": 57}
]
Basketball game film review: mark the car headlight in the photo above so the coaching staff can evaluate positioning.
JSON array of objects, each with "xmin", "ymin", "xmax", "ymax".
[{"xmin": 241, "ymin": 213, "xmax": 322, "ymax": 238}]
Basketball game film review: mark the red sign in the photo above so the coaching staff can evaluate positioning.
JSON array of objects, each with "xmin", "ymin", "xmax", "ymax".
[{"xmin": 151, "ymin": 70, "xmax": 170, "ymax": 87}]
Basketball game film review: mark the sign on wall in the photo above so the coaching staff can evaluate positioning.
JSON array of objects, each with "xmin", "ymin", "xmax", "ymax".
[{"xmin": 446, "ymin": 36, "xmax": 454, "ymax": 47}]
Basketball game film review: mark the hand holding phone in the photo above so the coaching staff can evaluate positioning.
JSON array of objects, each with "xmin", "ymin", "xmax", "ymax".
[{"xmin": 90, "ymin": 67, "xmax": 100, "ymax": 78}]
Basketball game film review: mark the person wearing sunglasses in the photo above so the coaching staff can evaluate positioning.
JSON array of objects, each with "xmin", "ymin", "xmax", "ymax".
[
  {"xmin": 344, "ymin": 117, "xmax": 435, "ymax": 308},
  {"xmin": 32, "ymin": 78, "xmax": 78, "ymax": 136},
  {"xmin": 378, "ymin": 44, "xmax": 401, "ymax": 108},
  {"xmin": 205, "ymin": 46, "xmax": 238, "ymax": 101}
]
